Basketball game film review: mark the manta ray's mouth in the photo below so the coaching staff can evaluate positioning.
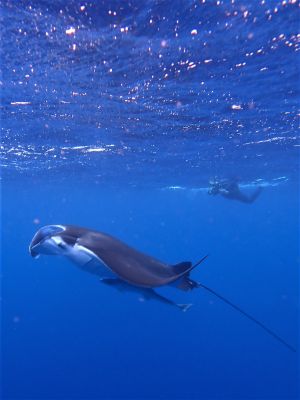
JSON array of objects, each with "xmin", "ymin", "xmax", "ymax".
[
  {"xmin": 30, "ymin": 251, "xmax": 40, "ymax": 259},
  {"xmin": 29, "ymin": 225, "xmax": 66, "ymax": 256},
  {"xmin": 29, "ymin": 235, "xmax": 68, "ymax": 258},
  {"xmin": 29, "ymin": 241, "xmax": 45, "ymax": 258}
]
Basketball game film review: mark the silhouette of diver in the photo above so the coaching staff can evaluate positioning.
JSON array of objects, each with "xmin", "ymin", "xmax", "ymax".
[{"xmin": 208, "ymin": 178, "xmax": 262, "ymax": 204}]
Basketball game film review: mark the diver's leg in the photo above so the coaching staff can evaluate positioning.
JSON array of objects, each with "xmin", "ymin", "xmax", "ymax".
[
  {"xmin": 248, "ymin": 186, "xmax": 263, "ymax": 203},
  {"xmin": 233, "ymin": 187, "xmax": 262, "ymax": 203}
]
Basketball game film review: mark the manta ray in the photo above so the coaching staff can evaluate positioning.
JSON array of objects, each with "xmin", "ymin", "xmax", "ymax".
[{"xmin": 29, "ymin": 224, "xmax": 295, "ymax": 352}]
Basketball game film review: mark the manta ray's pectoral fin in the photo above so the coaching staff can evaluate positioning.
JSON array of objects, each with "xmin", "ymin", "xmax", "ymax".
[
  {"xmin": 100, "ymin": 278, "xmax": 193, "ymax": 312},
  {"xmin": 150, "ymin": 289, "xmax": 192, "ymax": 312},
  {"xmin": 100, "ymin": 278, "xmax": 119, "ymax": 285},
  {"xmin": 177, "ymin": 303, "xmax": 193, "ymax": 312},
  {"xmin": 99, "ymin": 278, "xmax": 124, "ymax": 291}
]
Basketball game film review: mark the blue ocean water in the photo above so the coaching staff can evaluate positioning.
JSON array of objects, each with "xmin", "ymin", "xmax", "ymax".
[{"xmin": 1, "ymin": 1, "xmax": 299, "ymax": 399}]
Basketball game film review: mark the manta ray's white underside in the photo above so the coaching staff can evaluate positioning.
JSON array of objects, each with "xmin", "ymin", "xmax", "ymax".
[{"xmin": 40, "ymin": 235, "xmax": 117, "ymax": 279}]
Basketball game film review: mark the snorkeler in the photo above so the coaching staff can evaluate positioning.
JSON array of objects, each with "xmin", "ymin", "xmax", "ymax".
[{"xmin": 208, "ymin": 178, "xmax": 262, "ymax": 204}]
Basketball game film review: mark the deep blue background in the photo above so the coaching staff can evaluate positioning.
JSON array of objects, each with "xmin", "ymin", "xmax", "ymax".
[
  {"xmin": 1, "ymin": 0, "xmax": 299, "ymax": 399},
  {"xmin": 2, "ymin": 181, "xmax": 299, "ymax": 399}
]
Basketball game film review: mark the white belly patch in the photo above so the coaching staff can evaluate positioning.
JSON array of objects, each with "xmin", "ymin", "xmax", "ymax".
[{"xmin": 62, "ymin": 241, "xmax": 115, "ymax": 278}]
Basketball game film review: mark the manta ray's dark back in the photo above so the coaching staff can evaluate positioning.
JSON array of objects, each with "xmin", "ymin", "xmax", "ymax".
[{"xmin": 61, "ymin": 225, "xmax": 203, "ymax": 288}]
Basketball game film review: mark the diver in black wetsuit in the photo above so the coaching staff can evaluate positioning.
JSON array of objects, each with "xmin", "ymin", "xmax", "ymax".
[{"xmin": 208, "ymin": 178, "xmax": 262, "ymax": 204}]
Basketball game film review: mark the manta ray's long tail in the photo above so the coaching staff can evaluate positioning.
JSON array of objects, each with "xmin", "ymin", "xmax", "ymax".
[{"xmin": 198, "ymin": 283, "xmax": 296, "ymax": 352}]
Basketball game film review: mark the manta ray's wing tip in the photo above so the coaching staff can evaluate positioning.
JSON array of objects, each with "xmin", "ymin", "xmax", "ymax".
[{"xmin": 178, "ymin": 303, "xmax": 193, "ymax": 312}]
